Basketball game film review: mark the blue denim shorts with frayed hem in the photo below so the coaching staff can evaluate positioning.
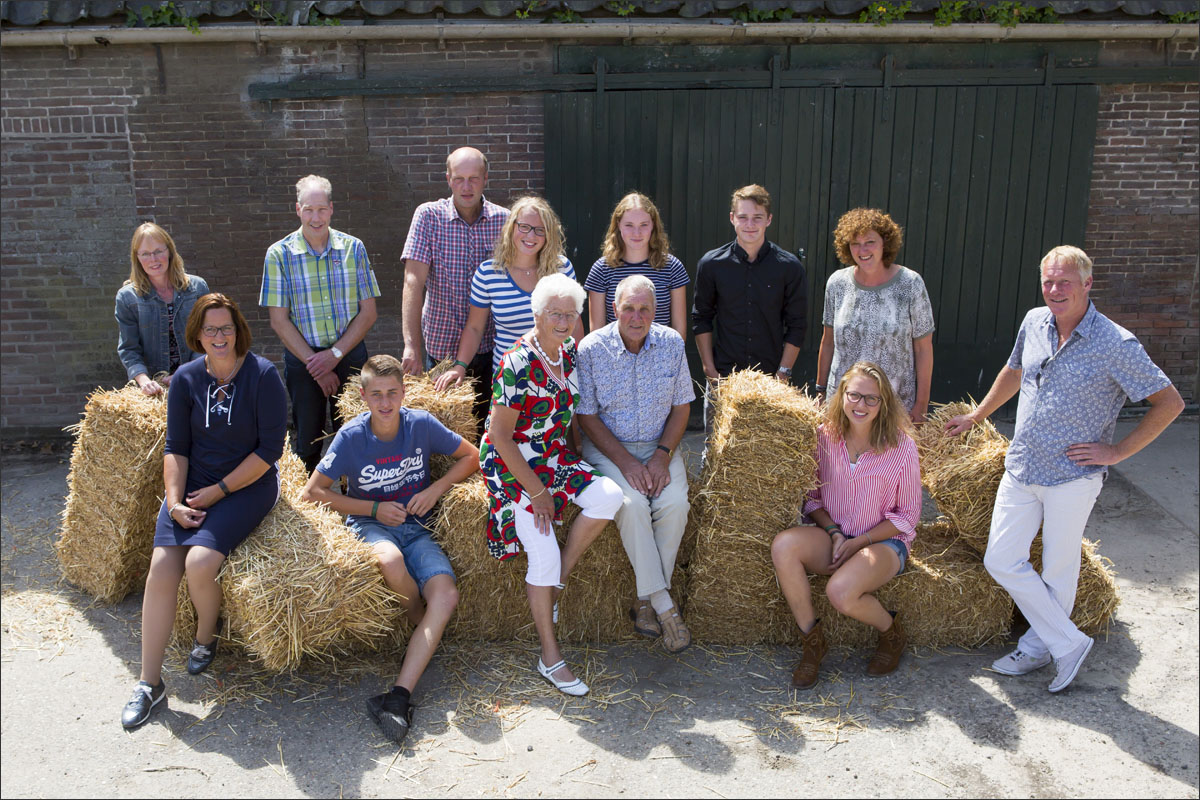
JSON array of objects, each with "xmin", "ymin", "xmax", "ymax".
[
  {"xmin": 349, "ymin": 519, "xmax": 456, "ymax": 593},
  {"xmin": 881, "ymin": 537, "xmax": 909, "ymax": 577}
]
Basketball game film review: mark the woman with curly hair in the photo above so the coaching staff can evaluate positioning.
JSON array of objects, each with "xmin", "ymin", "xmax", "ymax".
[
  {"xmin": 584, "ymin": 192, "xmax": 689, "ymax": 340},
  {"xmin": 816, "ymin": 208, "xmax": 935, "ymax": 423},
  {"xmin": 435, "ymin": 196, "xmax": 583, "ymax": 390},
  {"xmin": 771, "ymin": 362, "xmax": 921, "ymax": 689}
]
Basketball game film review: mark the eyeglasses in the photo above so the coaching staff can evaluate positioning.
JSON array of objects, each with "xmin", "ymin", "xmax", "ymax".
[
  {"xmin": 1035, "ymin": 357, "xmax": 1051, "ymax": 389},
  {"xmin": 201, "ymin": 324, "xmax": 236, "ymax": 338},
  {"xmin": 845, "ymin": 390, "xmax": 881, "ymax": 407},
  {"xmin": 515, "ymin": 222, "xmax": 547, "ymax": 238},
  {"xmin": 546, "ymin": 311, "xmax": 579, "ymax": 324},
  {"xmin": 138, "ymin": 248, "xmax": 168, "ymax": 260}
]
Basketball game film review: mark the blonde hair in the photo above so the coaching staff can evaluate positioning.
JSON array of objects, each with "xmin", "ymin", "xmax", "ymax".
[
  {"xmin": 361, "ymin": 354, "xmax": 405, "ymax": 386},
  {"xmin": 1040, "ymin": 245, "xmax": 1093, "ymax": 281},
  {"xmin": 492, "ymin": 196, "xmax": 566, "ymax": 278},
  {"xmin": 601, "ymin": 192, "xmax": 671, "ymax": 270},
  {"xmin": 823, "ymin": 361, "xmax": 911, "ymax": 452},
  {"xmin": 126, "ymin": 222, "xmax": 188, "ymax": 295}
]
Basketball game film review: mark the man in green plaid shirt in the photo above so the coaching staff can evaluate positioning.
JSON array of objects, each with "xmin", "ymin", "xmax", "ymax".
[{"xmin": 260, "ymin": 174, "xmax": 381, "ymax": 473}]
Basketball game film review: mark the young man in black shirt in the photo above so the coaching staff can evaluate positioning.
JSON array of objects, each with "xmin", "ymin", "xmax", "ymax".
[{"xmin": 692, "ymin": 184, "xmax": 807, "ymax": 382}]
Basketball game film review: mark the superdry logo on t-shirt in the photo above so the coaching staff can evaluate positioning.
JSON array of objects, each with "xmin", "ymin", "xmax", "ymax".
[{"xmin": 357, "ymin": 449, "xmax": 424, "ymax": 492}]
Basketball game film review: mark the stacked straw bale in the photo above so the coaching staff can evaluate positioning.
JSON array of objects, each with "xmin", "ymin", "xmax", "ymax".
[
  {"xmin": 174, "ymin": 448, "xmax": 403, "ymax": 671},
  {"xmin": 434, "ymin": 477, "xmax": 640, "ymax": 642},
  {"xmin": 684, "ymin": 370, "xmax": 823, "ymax": 644},
  {"xmin": 917, "ymin": 401, "xmax": 1121, "ymax": 633},
  {"xmin": 335, "ymin": 361, "xmax": 478, "ymax": 478},
  {"xmin": 57, "ymin": 384, "xmax": 168, "ymax": 603},
  {"xmin": 766, "ymin": 519, "xmax": 1014, "ymax": 649},
  {"xmin": 916, "ymin": 402, "xmax": 1009, "ymax": 553}
]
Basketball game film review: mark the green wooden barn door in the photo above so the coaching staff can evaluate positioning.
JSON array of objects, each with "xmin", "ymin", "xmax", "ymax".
[{"xmin": 546, "ymin": 82, "xmax": 1098, "ymax": 402}]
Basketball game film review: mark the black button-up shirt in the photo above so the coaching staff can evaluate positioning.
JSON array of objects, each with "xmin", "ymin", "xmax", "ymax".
[{"xmin": 691, "ymin": 240, "xmax": 808, "ymax": 376}]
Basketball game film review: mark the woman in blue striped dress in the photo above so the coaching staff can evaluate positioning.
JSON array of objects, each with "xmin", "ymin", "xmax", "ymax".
[
  {"xmin": 584, "ymin": 192, "xmax": 689, "ymax": 340},
  {"xmin": 435, "ymin": 196, "xmax": 582, "ymax": 391}
]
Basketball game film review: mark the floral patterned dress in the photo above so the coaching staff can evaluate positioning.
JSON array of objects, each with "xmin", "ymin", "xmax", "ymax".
[{"xmin": 480, "ymin": 336, "xmax": 602, "ymax": 560}]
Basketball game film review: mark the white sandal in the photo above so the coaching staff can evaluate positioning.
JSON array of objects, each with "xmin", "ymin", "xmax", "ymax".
[
  {"xmin": 552, "ymin": 583, "xmax": 565, "ymax": 625},
  {"xmin": 537, "ymin": 658, "xmax": 589, "ymax": 696}
]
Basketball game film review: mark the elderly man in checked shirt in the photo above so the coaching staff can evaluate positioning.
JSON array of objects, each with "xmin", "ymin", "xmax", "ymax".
[
  {"xmin": 576, "ymin": 275, "xmax": 696, "ymax": 653},
  {"xmin": 946, "ymin": 245, "xmax": 1183, "ymax": 694},
  {"xmin": 260, "ymin": 174, "xmax": 380, "ymax": 473}
]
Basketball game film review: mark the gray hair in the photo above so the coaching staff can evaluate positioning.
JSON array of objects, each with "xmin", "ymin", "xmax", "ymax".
[
  {"xmin": 614, "ymin": 274, "xmax": 656, "ymax": 310},
  {"xmin": 295, "ymin": 174, "xmax": 333, "ymax": 203},
  {"xmin": 531, "ymin": 273, "xmax": 586, "ymax": 316},
  {"xmin": 1040, "ymin": 245, "xmax": 1093, "ymax": 281}
]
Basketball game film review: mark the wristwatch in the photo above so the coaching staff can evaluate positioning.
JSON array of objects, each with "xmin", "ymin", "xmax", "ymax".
[
  {"xmin": 330, "ymin": 345, "xmax": 344, "ymax": 360},
  {"xmin": 777, "ymin": 366, "xmax": 792, "ymax": 377}
]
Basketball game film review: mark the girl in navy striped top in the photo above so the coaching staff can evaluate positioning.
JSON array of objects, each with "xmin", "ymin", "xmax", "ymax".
[
  {"xmin": 584, "ymin": 192, "xmax": 689, "ymax": 340},
  {"xmin": 771, "ymin": 362, "xmax": 922, "ymax": 690},
  {"xmin": 435, "ymin": 196, "xmax": 582, "ymax": 390}
]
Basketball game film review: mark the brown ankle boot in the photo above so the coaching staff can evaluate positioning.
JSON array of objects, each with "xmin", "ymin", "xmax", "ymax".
[
  {"xmin": 867, "ymin": 612, "xmax": 907, "ymax": 676},
  {"xmin": 791, "ymin": 619, "xmax": 828, "ymax": 689}
]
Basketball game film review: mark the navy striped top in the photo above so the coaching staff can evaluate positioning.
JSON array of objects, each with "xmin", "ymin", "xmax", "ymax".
[
  {"xmin": 469, "ymin": 256, "xmax": 576, "ymax": 370},
  {"xmin": 583, "ymin": 255, "xmax": 690, "ymax": 328}
]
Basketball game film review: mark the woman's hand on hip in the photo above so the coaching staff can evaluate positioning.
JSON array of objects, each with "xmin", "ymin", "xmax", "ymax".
[{"xmin": 186, "ymin": 484, "xmax": 224, "ymax": 510}]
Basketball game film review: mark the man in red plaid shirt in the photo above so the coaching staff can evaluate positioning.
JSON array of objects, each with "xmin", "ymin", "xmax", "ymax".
[{"xmin": 401, "ymin": 147, "xmax": 509, "ymax": 421}]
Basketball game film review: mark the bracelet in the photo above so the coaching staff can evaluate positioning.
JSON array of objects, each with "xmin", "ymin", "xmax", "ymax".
[
  {"xmin": 371, "ymin": 501, "xmax": 380, "ymax": 518},
  {"xmin": 453, "ymin": 359, "xmax": 470, "ymax": 370},
  {"xmin": 656, "ymin": 444, "xmax": 671, "ymax": 456},
  {"xmin": 529, "ymin": 486, "xmax": 547, "ymax": 500},
  {"xmin": 814, "ymin": 384, "xmax": 827, "ymax": 393},
  {"xmin": 866, "ymin": 532, "xmax": 874, "ymax": 544},
  {"xmin": 218, "ymin": 479, "xmax": 231, "ymax": 497}
]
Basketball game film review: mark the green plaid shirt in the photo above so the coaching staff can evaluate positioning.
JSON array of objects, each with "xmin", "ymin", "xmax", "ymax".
[{"xmin": 259, "ymin": 228, "xmax": 380, "ymax": 348}]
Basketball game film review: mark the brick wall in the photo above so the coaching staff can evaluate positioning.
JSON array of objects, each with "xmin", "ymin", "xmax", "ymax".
[{"xmin": 1, "ymin": 37, "xmax": 1195, "ymax": 439}]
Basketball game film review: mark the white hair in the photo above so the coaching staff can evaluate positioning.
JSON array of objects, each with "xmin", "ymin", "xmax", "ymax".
[
  {"xmin": 1040, "ymin": 245, "xmax": 1093, "ymax": 281},
  {"xmin": 295, "ymin": 174, "xmax": 333, "ymax": 203},
  {"xmin": 614, "ymin": 274, "xmax": 656, "ymax": 309},
  {"xmin": 531, "ymin": 273, "xmax": 585, "ymax": 316}
]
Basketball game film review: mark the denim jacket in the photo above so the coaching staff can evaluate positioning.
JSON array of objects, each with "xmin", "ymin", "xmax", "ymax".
[{"xmin": 115, "ymin": 274, "xmax": 210, "ymax": 381}]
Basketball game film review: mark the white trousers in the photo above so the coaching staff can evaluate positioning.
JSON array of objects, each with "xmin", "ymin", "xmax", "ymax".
[
  {"xmin": 512, "ymin": 475, "xmax": 624, "ymax": 587},
  {"xmin": 983, "ymin": 470, "xmax": 1104, "ymax": 659},
  {"xmin": 582, "ymin": 439, "xmax": 691, "ymax": 598}
]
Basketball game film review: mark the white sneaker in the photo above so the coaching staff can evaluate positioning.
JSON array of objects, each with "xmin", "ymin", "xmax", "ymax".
[
  {"xmin": 1049, "ymin": 637, "xmax": 1094, "ymax": 693},
  {"xmin": 991, "ymin": 648, "xmax": 1052, "ymax": 676}
]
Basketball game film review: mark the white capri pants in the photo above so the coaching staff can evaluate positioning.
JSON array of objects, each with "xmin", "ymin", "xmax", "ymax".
[{"xmin": 513, "ymin": 475, "xmax": 624, "ymax": 587}]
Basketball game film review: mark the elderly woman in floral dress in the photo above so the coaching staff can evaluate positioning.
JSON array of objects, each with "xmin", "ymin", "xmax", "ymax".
[{"xmin": 480, "ymin": 274, "xmax": 624, "ymax": 697}]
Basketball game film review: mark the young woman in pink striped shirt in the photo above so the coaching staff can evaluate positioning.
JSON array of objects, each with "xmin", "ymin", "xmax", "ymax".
[{"xmin": 771, "ymin": 361, "xmax": 922, "ymax": 689}]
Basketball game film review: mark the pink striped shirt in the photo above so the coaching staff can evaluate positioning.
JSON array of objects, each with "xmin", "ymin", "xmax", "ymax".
[{"xmin": 802, "ymin": 425, "xmax": 922, "ymax": 548}]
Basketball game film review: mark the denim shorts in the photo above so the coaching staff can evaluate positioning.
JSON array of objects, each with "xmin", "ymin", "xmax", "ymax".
[
  {"xmin": 881, "ymin": 538, "xmax": 909, "ymax": 576},
  {"xmin": 350, "ymin": 519, "xmax": 456, "ymax": 593}
]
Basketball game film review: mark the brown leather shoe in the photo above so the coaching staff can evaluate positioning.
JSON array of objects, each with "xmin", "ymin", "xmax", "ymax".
[
  {"xmin": 790, "ymin": 619, "xmax": 827, "ymax": 690},
  {"xmin": 630, "ymin": 600, "xmax": 661, "ymax": 638},
  {"xmin": 657, "ymin": 609, "xmax": 691, "ymax": 654},
  {"xmin": 867, "ymin": 612, "xmax": 907, "ymax": 676}
]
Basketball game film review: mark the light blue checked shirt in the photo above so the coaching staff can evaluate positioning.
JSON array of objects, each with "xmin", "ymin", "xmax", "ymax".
[
  {"xmin": 259, "ymin": 228, "xmax": 380, "ymax": 349},
  {"xmin": 576, "ymin": 322, "xmax": 695, "ymax": 443},
  {"xmin": 1005, "ymin": 302, "xmax": 1172, "ymax": 486}
]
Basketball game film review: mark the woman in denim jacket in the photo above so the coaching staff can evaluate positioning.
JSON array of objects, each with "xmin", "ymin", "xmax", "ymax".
[{"xmin": 116, "ymin": 223, "xmax": 210, "ymax": 395}]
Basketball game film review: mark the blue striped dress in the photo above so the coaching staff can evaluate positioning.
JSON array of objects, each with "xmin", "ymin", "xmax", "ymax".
[
  {"xmin": 469, "ymin": 256, "xmax": 577, "ymax": 371},
  {"xmin": 583, "ymin": 255, "xmax": 690, "ymax": 328}
]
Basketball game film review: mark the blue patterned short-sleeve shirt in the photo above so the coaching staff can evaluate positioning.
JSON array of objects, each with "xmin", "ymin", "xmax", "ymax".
[{"xmin": 1005, "ymin": 302, "xmax": 1171, "ymax": 486}]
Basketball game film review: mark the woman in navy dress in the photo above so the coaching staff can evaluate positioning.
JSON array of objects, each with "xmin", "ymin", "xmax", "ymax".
[{"xmin": 121, "ymin": 293, "xmax": 286, "ymax": 729}]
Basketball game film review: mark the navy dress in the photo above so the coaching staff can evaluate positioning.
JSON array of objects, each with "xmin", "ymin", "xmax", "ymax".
[{"xmin": 153, "ymin": 351, "xmax": 287, "ymax": 555}]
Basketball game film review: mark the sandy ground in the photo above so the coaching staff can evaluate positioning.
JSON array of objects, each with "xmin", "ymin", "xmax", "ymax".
[{"xmin": 1, "ymin": 418, "xmax": 1197, "ymax": 798}]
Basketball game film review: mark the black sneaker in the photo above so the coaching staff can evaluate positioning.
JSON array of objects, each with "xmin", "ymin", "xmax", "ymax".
[
  {"xmin": 121, "ymin": 680, "xmax": 165, "ymax": 729},
  {"xmin": 187, "ymin": 620, "xmax": 222, "ymax": 675},
  {"xmin": 366, "ymin": 689, "xmax": 414, "ymax": 745}
]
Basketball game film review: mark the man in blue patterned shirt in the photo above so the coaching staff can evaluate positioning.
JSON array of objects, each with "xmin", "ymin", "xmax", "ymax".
[
  {"xmin": 577, "ymin": 275, "xmax": 696, "ymax": 653},
  {"xmin": 946, "ymin": 245, "xmax": 1183, "ymax": 693},
  {"xmin": 261, "ymin": 175, "xmax": 381, "ymax": 472}
]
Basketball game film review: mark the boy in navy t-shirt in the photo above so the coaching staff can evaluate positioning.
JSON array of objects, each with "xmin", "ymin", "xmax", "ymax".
[{"xmin": 303, "ymin": 354, "xmax": 479, "ymax": 745}]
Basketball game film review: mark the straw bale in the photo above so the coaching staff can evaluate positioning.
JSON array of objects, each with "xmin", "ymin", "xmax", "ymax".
[
  {"xmin": 685, "ymin": 370, "xmax": 823, "ymax": 643},
  {"xmin": 434, "ymin": 476, "xmax": 641, "ymax": 643},
  {"xmin": 335, "ymin": 361, "xmax": 478, "ymax": 479},
  {"xmin": 916, "ymin": 402, "xmax": 1009, "ymax": 554},
  {"xmin": 1031, "ymin": 536, "xmax": 1121, "ymax": 634},
  {"xmin": 57, "ymin": 384, "xmax": 168, "ymax": 603}
]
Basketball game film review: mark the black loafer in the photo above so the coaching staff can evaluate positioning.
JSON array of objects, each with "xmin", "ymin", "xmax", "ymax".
[
  {"xmin": 366, "ymin": 690, "xmax": 414, "ymax": 745},
  {"xmin": 187, "ymin": 620, "xmax": 222, "ymax": 675},
  {"xmin": 121, "ymin": 680, "xmax": 165, "ymax": 729}
]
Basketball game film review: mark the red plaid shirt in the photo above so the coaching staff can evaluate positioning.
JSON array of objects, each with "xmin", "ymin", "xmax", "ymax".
[{"xmin": 402, "ymin": 196, "xmax": 509, "ymax": 361}]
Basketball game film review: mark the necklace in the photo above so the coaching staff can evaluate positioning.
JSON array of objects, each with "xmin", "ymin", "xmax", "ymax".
[
  {"xmin": 530, "ymin": 333, "xmax": 563, "ymax": 368},
  {"xmin": 206, "ymin": 354, "xmax": 242, "ymax": 386}
]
